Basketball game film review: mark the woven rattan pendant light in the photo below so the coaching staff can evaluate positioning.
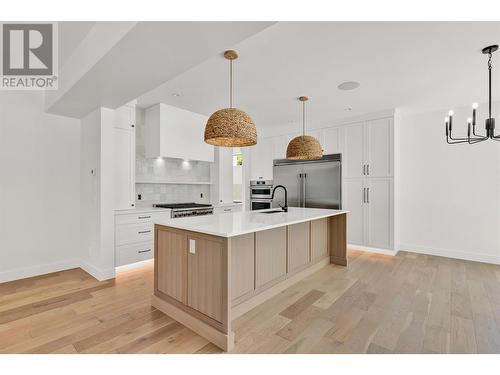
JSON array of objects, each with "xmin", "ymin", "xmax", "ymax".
[
  {"xmin": 204, "ymin": 50, "xmax": 257, "ymax": 147},
  {"xmin": 286, "ymin": 96, "xmax": 323, "ymax": 160}
]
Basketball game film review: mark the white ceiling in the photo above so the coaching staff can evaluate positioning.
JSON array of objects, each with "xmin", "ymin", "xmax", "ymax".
[
  {"xmin": 137, "ymin": 22, "xmax": 500, "ymax": 133},
  {"xmin": 48, "ymin": 22, "xmax": 275, "ymax": 117}
]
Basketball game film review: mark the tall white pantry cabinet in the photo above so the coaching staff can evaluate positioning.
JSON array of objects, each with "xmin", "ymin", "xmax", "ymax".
[
  {"xmin": 250, "ymin": 114, "xmax": 395, "ymax": 252},
  {"xmin": 342, "ymin": 117, "xmax": 394, "ymax": 251}
]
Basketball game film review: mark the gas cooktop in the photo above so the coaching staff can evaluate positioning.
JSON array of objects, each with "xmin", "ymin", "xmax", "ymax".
[
  {"xmin": 154, "ymin": 203, "xmax": 213, "ymax": 209},
  {"xmin": 153, "ymin": 203, "xmax": 213, "ymax": 218}
]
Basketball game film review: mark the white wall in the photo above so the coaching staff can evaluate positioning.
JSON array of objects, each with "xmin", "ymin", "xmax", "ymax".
[
  {"xmin": 398, "ymin": 103, "xmax": 500, "ymax": 264},
  {"xmin": 0, "ymin": 92, "xmax": 81, "ymax": 282},
  {"xmin": 80, "ymin": 108, "xmax": 116, "ymax": 280}
]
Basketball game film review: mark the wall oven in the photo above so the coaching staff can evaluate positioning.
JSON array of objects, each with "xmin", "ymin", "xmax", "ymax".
[
  {"xmin": 250, "ymin": 199, "xmax": 272, "ymax": 211},
  {"xmin": 250, "ymin": 180, "xmax": 273, "ymax": 199},
  {"xmin": 250, "ymin": 180, "xmax": 273, "ymax": 211}
]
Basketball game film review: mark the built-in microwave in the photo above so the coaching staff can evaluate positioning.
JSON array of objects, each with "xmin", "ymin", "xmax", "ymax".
[
  {"xmin": 250, "ymin": 199, "xmax": 272, "ymax": 211},
  {"xmin": 250, "ymin": 180, "xmax": 273, "ymax": 199}
]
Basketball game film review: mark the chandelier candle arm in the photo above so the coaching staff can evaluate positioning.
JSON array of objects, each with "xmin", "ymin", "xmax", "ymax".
[{"xmin": 445, "ymin": 44, "xmax": 499, "ymax": 144}]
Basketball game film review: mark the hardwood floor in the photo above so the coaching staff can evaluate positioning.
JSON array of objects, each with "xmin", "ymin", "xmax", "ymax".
[{"xmin": 1, "ymin": 250, "xmax": 499, "ymax": 354}]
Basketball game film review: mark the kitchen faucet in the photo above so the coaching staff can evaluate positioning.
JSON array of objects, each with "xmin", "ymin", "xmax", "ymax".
[{"xmin": 271, "ymin": 185, "xmax": 288, "ymax": 212}]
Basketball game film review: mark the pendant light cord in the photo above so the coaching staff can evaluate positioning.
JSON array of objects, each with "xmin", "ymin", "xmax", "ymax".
[
  {"xmin": 302, "ymin": 101, "xmax": 305, "ymax": 136},
  {"xmin": 230, "ymin": 59, "xmax": 233, "ymax": 108},
  {"xmin": 488, "ymin": 52, "xmax": 492, "ymax": 119}
]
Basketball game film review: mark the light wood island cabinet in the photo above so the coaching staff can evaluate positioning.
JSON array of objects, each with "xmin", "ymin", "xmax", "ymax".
[{"xmin": 152, "ymin": 208, "xmax": 347, "ymax": 351}]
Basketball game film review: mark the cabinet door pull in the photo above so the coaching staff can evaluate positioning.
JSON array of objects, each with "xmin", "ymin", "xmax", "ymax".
[
  {"xmin": 138, "ymin": 215, "xmax": 151, "ymax": 219},
  {"xmin": 362, "ymin": 164, "xmax": 366, "ymax": 175},
  {"xmin": 363, "ymin": 188, "xmax": 366, "ymax": 203},
  {"xmin": 223, "ymin": 208, "xmax": 231, "ymax": 212},
  {"xmin": 367, "ymin": 164, "xmax": 369, "ymax": 175},
  {"xmin": 367, "ymin": 188, "xmax": 370, "ymax": 203},
  {"xmin": 138, "ymin": 249, "xmax": 151, "ymax": 254},
  {"xmin": 138, "ymin": 230, "xmax": 151, "ymax": 234}
]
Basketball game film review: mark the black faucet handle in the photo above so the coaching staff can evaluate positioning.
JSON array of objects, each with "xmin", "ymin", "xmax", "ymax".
[{"xmin": 279, "ymin": 204, "xmax": 288, "ymax": 212}]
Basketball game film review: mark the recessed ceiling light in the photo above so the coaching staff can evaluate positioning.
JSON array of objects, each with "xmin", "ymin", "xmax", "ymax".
[
  {"xmin": 171, "ymin": 93, "xmax": 181, "ymax": 97},
  {"xmin": 338, "ymin": 81, "xmax": 360, "ymax": 91}
]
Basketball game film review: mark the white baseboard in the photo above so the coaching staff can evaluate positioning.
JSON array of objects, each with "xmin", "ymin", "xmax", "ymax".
[
  {"xmin": 79, "ymin": 260, "xmax": 116, "ymax": 281},
  {"xmin": 348, "ymin": 244, "xmax": 398, "ymax": 256},
  {"xmin": 115, "ymin": 259, "xmax": 154, "ymax": 273},
  {"xmin": 398, "ymin": 243, "xmax": 500, "ymax": 265},
  {"xmin": 0, "ymin": 259, "xmax": 81, "ymax": 284}
]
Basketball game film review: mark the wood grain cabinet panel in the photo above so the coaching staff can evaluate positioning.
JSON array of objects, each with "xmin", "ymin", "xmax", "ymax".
[
  {"xmin": 230, "ymin": 233, "xmax": 255, "ymax": 301},
  {"xmin": 311, "ymin": 218, "xmax": 328, "ymax": 261},
  {"xmin": 255, "ymin": 227, "xmax": 287, "ymax": 288},
  {"xmin": 187, "ymin": 236, "xmax": 224, "ymax": 322},
  {"xmin": 287, "ymin": 222, "xmax": 311, "ymax": 272},
  {"xmin": 156, "ymin": 230, "xmax": 187, "ymax": 303}
]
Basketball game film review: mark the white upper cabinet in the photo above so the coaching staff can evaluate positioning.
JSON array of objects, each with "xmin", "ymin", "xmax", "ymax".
[
  {"xmin": 114, "ymin": 105, "xmax": 136, "ymax": 130},
  {"xmin": 343, "ymin": 122, "xmax": 366, "ymax": 178},
  {"xmin": 366, "ymin": 118, "xmax": 392, "ymax": 177},
  {"xmin": 145, "ymin": 103, "xmax": 214, "ymax": 162},
  {"xmin": 342, "ymin": 119, "xmax": 393, "ymax": 179},
  {"xmin": 114, "ymin": 104, "xmax": 136, "ymax": 210},
  {"xmin": 250, "ymin": 137, "xmax": 274, "ymax": 180},
  {"xmin": 322, "ymin": 127, "xmax": 342, "ymax": 155}
]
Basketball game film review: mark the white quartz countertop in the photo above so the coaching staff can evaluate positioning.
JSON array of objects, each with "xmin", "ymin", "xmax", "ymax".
[{"xmin": 154, "ymin": 207, "xmax": 348, "ymax": 237}]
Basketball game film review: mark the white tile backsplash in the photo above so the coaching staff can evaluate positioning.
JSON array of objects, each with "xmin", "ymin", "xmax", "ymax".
[
  {"xmin": 136, "ymin": 183, "xmax": 211, "ymax": 204},
  {"xmin": 135, "ymin": 108, "xmax": 212, "ymax": 204}
]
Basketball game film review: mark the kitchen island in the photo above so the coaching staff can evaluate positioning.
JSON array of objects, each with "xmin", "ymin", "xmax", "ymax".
[{"xmin": 151, "ymin": 207, "xmax": 347, "ymax": 351}]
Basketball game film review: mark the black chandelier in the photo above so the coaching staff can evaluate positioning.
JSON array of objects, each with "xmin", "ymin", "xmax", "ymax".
[{"xmin": 446, "ymin": 45, "xmax": 500, "ymax": 144}]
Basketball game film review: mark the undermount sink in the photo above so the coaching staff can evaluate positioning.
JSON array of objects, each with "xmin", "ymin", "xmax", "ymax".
[{"xmin": 259, "ymin": 209, "xmax": 285, "ymax": 214}]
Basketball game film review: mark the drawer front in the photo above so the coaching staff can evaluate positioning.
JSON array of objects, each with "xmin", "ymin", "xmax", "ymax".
[
  {"xmin": 116, "ymin": 222, "xmax": 153, "ymax": 246},
  {"xmin": 116, "ymin": 212, "xmax": 155, "ymax": 225},
  {"xmin": 115, "ymin": 210, "xmax": 171, "ymax": 225},
  {"xmin": 116, "ymin": 242, "xmax": 153, "ymax": 266}
]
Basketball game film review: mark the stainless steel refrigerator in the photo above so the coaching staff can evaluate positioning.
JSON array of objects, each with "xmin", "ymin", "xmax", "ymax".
[{"xmin": 272, "ymin": 154, "xmax": 341, "ymax": 209}]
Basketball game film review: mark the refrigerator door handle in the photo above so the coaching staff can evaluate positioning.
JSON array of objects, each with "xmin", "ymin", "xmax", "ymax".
[
  {"xmin": 303, "ymin": 173, "xmax": 307, "ymax": 207},
  {"xmin": 298, "ymin": 173, "xmax": 302, "ymax": 207}
]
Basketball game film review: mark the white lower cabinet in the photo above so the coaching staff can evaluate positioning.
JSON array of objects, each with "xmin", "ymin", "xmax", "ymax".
[
  {"xmin": 344, "ymin": 178, "xmax": 393, "ymax": 250},
  {"xmin": 343, "ymin": 179, "xmax": 365, "ymax": 245},
  {"xmin": 116, "ymin": 242, "xmax": 154, "ymax": 267},
  {"xmin": 366, "ymin": 179, "xmax": 392, "ymax": 249},
  {"xmin": 115, "ymin": 210, "xmax": 172, "ymax": 266}
]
